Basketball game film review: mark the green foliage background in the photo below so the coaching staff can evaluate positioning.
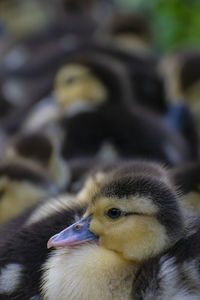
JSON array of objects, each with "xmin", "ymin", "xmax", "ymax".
[{"xmin": 116, "ymin": 0, "xmax": 200, "ymax": 53}]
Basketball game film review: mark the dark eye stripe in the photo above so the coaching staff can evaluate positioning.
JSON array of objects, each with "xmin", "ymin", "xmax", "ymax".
[
  {"xmin": 106, "ymin": 209, "xmax": 142, "ymax": 219},
  {"xmin": 124, "ymin": 212, "xmax": 142, "ymax": 216}
]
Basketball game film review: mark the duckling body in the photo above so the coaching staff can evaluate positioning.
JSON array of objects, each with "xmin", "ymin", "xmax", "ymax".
[{"xmin": 43, "ymin": 244, "xmax": 135, "ymax": 300}]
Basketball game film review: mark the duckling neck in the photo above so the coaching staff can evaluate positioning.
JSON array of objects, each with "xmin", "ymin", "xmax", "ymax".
[{"xmin": 42, "ymin": 243, "xmax": 138, "ymax": 300}]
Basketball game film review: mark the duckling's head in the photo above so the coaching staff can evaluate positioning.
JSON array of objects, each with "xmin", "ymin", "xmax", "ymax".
[
  {"xmin": 48, "ymin": 161, "xmax": 184, "ymax": 263},
  {"xmin": 54, "ymin": 52, "xmax": 133, "ymax": 110},
  {"xmin": 4, "ymin": 131, "xmax": 70, "ymax": 189},
  {"xmin": 105, "ymin": 13, "xmax": 152, "ymax": 54},
  {"xmin": 160, "ymin": 49, "xmax": 200, "ymax": 110},
  {"xmin": 54, "ymin": 63, "xmax": 108, "ymax": 110}
]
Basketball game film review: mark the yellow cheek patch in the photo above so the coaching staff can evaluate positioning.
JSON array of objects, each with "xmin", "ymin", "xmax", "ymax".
[{"xmin": 91, "ymin": 211, "xmax": 168, "ymax": 262}]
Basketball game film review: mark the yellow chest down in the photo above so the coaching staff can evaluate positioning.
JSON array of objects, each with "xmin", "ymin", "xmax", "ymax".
[{"xmin": 42, "ymin": 244, "xmax": 136, "ymax": 300}]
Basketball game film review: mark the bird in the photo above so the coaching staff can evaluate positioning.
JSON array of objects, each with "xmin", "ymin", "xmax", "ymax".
[
  {"xmin": 0, "ymin": 159, "xmax": 59, "ymax": 223},
  {"xmin": 159, "ymin": 48, "xmax": 200, "ymax": 158},
  {"xmin": 170, "ymin": 161, "xmax": 200, "ymax": 214},
  {"xmin": 103, "ymin": 12, "xmax": 153, "ymax": 55},
  {"xmin": 160, "ymin": 48, "xmax": 200, "ymax": 112},
  {"xmin": 42, "ymin": 161, "xmax": 200, "ymax": 300},
  {"xmin": 0, "ymin": 161, "xmax": 199, "ymax": 299},
  {"xmin": 0, "ymin": 192, "xmax": 87, "ymax": 299},
  {"xmin": 44, "ymin": 52, "xmax": 191, "ymax": 165},
  {"xmin": 3, "ymin": 130, "xmax": 71, "ymax": 190}
]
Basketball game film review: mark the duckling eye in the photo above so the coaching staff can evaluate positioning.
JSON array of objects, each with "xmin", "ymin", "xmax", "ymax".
[
  {"xmin": 64, "ymin": 77, "xmax": 76, "ymax": 84},
  {"xmin": 106, "ymin": 208, "xmax": 122, "ymax": 219}
]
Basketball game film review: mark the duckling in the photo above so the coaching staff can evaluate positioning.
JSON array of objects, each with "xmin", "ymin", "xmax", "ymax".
[
  {"xmin": 170, "ymin": 161, "xmax": 200, "ymax": 214},
  {"xmin": 17, "ymin": 51, "xmax": 192, "ymax": 164},
  {"xmin": 0, "ymin": 161, "xmax": 199, "ymax": 299},
  {"xmin": 161, "ymin": 49, "xmax": 200, "ymax": 103},
  {"xmin": 103, "ymin": 12, "xmax": 152, "ymax": 56},
  {"xmin": 42, "ymin": 161, "xmax": 200, "ymax": 299},
  {"xmin": 21, "ymin": 51, "xmax": 129, "ymax": 136},
  {"xmin": 0, "ymin": 160, "xmax": 58, "ymax": 223},
  {"xmin": 160, "ymin": 49, "xmax": 200, "ymax": 158},
  {"xmin": 54, "ymin": 63, "xmax": 108, "ymax": 110},
  {"xmin": 73, "ymin": 38, "xmax": 168, "ymax": 115},
  {"xmin": 50, "ymin": 53, "xmax": 191, "ymax": 165},
  {"xmin": 23, "ymin": 52, "xmax": 131, "ymax": 159},
  {"xmin": 0, "ymin": 193, "xmax": 87, "ymax": 299},
  {"xmin": 3, "ymin": 131, "xmax": 70, "ymax": 190},
  {"xmin": 160, "ymin": 48, "xmax": 200, "ymax": 108}
]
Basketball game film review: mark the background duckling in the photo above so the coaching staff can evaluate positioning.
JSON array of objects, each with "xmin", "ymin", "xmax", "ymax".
[
  {"xmin": 40, "ymin": 52, "xmax": 191, "ymax": 165},
  {"xmin": 0, "ymin": 160, "xmax": 58, "ymax": 223},
  {"xmin": 24, "ymin": 52, "xmax": 131, "ymax": 160},
  {"xmin": 23, "ymin": 58, "xmax": 110, "ymax": 132},
  {"xmin": 102, "ymin": 12, "xmax": 153, "ymax": 55},
  {"xmin": 170, "ymin": 161, "xmax": 200, "ymax": 214},
  {"xmin": 74, "ymin": 35, "xmax": 197, "ymax": 148},
  {"xmin": 0, "ymin": 193, "xmax": 87, "ymax": 299},
  {"xmin": 3, "ymin": 131, "xmax": 71, "ymax": 190},
  {"xmin": 160, "ymin": 48, "xmax": 200, "ymax": 109},
  {"xmin": 21, "ymin": 51, "xmax": 129, "ymax": 136},
  {"xmin": 43, "ymin": 161, "xmax": 200, "ymax": 300},
  {"xmin": 160, "ymin": 48, "xmax": 200, "ymax": 156}
]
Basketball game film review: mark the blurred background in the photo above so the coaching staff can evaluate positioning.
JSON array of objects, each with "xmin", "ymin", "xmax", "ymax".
[
  {"xmin": 1, "ymin": 0, "xmax": 200, "ymax": 52},
  {"xmin": 1, "ymin": 0, "xmax": 200, "ymax": 222}
]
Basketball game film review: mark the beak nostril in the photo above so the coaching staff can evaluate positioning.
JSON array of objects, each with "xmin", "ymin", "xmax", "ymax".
[{"xmin": 74, "ymin": 224, "xmax": 82, "ymax": 231}]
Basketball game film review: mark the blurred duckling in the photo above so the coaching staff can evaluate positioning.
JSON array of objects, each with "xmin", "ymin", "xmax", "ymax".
[
  {"xmin": 0, "ymin": 160, "xmax": 58, "ymax": 223},
  {"xmin": 160, "ymin": 48, "xmax": 200, "ymax": 107},
  {"xmin": 24, "ymin": 51, "xmax": 132, "ymax": 130},
  {"xmin": 3, "ymin": 131, "xmax": 71, "ymax": 190},
  {"xmin": 160, "ymin": 49, "xmax": 200, "ymax": 158},
  {"xmin": 103, "ymin": 12, "xmax": 152, "ymax": 55},
  {"xmin": 23, "ymin": 52, "xmax": 131, "ymax": 159},
  {"xmin": 22, "ymin": 54, "xmax": 115, "ymax": 132},
  {"xmin": 170, "ymin": 161, "xmax": 200, "ymax": 214},
  {"xmin": 22, "ymin": 52, "xmax": 192, "ymax": 164},
  {"xmin": 54, "ymin": 63, "xmax": 108, "ymax": 110},
  {"xmin": 160, "ymin": 48, "xmax": 200, "ymax": 126},
  {"xmin": 53, "ymin": 54, "xmax": 192, "ymax": 165},
  {"xmin": 42, "ymin": 161, "xmax": 200, "ymax": 299},
  {"xmin": 0, "ymin": 192, "xmax": 86, "ymax": 299}
]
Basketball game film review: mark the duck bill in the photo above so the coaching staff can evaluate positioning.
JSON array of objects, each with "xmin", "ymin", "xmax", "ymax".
[{"xmin": 47, "ymin": 215, "xmax": 98, "ymax": 248}]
